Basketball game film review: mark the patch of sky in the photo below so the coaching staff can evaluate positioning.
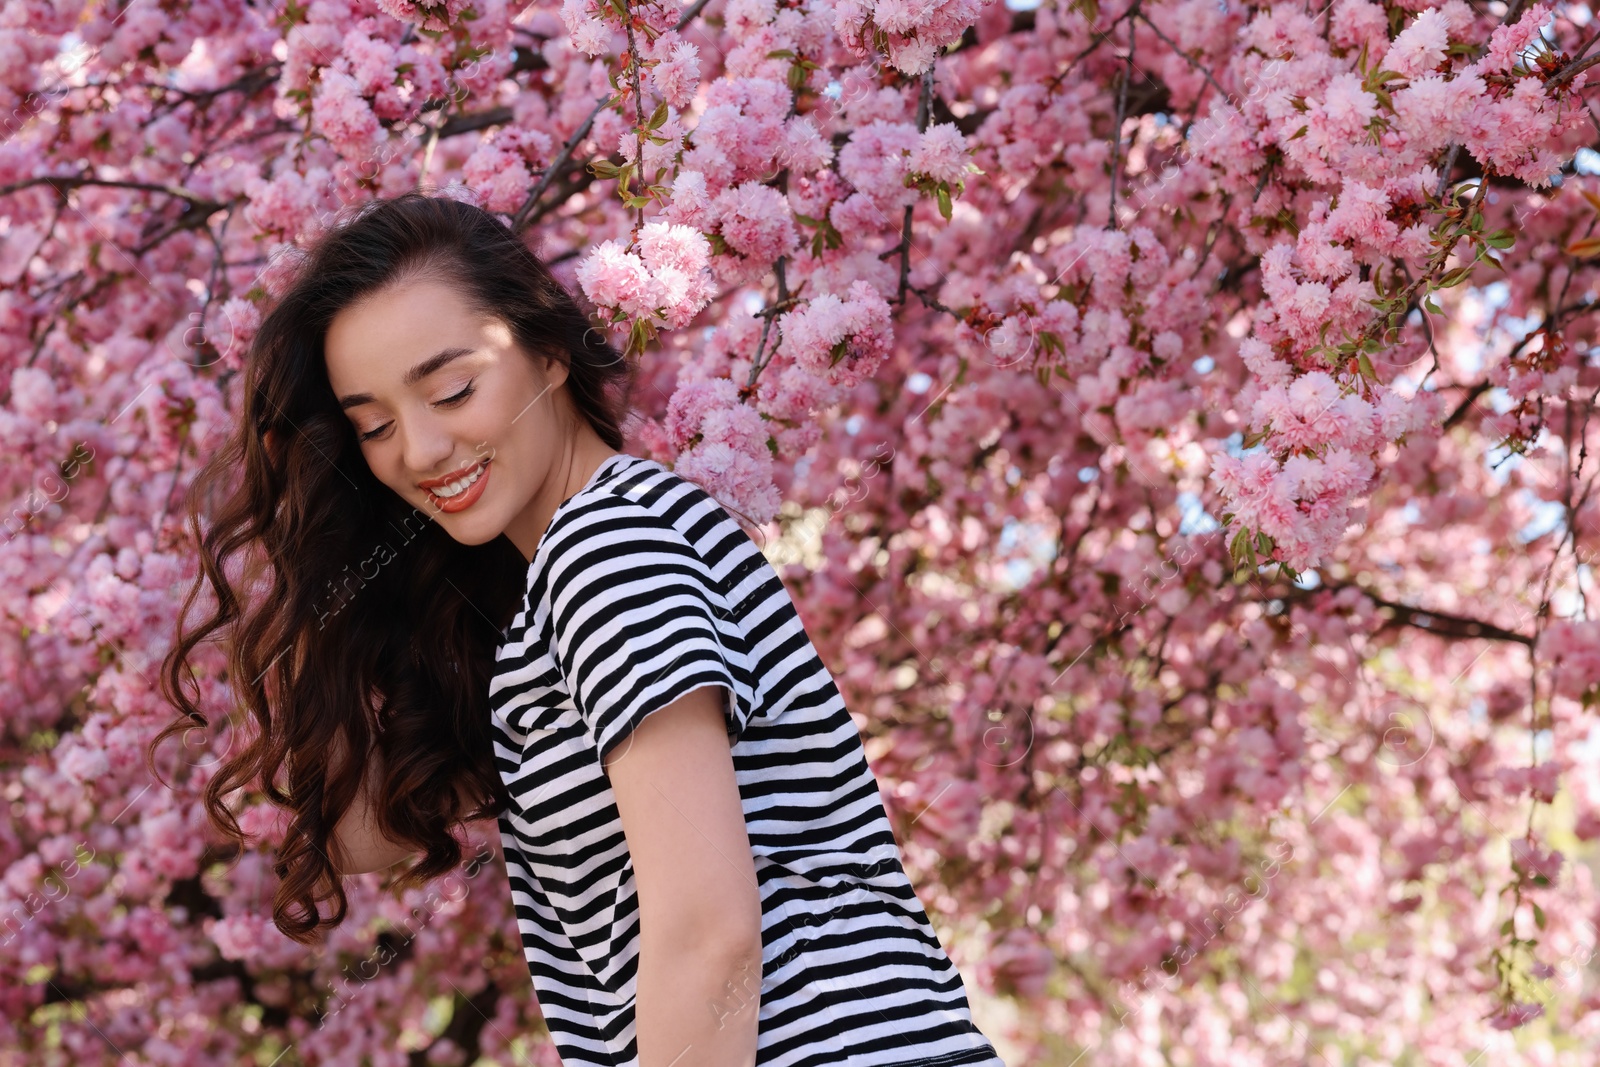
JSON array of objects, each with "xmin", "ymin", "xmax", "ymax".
[
  {"xmin": 1484, "ymin": 432, "xmax": 1528, "ymax": 486},
  {"xmin": 1176, "ymin": 491, "xmax": 1219, "ymax": 535},
  {"xmin": 998, "ymin": 515, "xmax": 1059, "ymax": 590},
  {"xmin": 1005, "ymin": 0, "xmax": 1042, "ymax": 9},
  {"xmin": 907, "ymin": 372, "xmax": 932, "ymax": 394},
  {"xmin": 1193, "ymin": 355, "xmax": 1214, "ymax": 374},
  {"xmin": 1576, "ymin": 147, "xmax": 1600, "ymax": 175},
  {"xmin": 1575, "ymin": 720, "xmax": 1600, "ymax": 764},
  {"xmin": 1450, "ymin": 281, "xmax": 1511, "ymax": 378},
  {"xmin": 58, "ymin": 33, "xmax": 90, "ymax": 74},
  {"xmin": 1223, "ymin": 430, "xmax": 1264, "ymax": 458},
  {"xmin": 1078, "ymin": 466, "xmax": 1099, "ymax": 483},
  {"xmin": 1516, "ymin": 491, "xmax": 1566, "ymax": 543},
  {"xmin": 1293, "ymin": 568, "xmax": 1321, "ymax": 590},
  {"xmin": 845, "ymin": 413, "xmax": 863, "ymax": 435},
  {"xmin": 1533, "ymin": 728, "xmax": 1553, "ymax": 762}
]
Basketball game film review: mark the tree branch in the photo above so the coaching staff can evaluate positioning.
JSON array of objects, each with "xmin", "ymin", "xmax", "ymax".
[
  {"xmin": 890, "ymin": 65, "xmax": 938, "ymax": 308},
  {"xmin": 509, "ymin": 93, "xmax": 613, "ymax": 233},
  {"xmin": 1301, "ymin": 581, "xmax": 1537, "ymax": 646}
]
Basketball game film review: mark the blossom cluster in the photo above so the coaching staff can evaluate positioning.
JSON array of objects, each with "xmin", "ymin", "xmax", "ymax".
[{"xmin": 1, "ymin": 0, "xmax": 1598, "ymax": 1063}]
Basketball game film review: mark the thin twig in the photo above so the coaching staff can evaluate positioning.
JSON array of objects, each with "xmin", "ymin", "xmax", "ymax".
[
  {"xmin": 1107, "ymin": 2, "xmax": 1140, "ymax": 230},
  {"xmin": 673, "ymin": 0, "xmax": 714, "ymax": 31},
  {"xmin": 509, "ymin": 94, "xmax": 613, "ymax": 233},
  {"xmin": 1133, "ymin": 9, "xmax": 1227, "ymax": 103},
  {"xmin": 620, "ymin": 0, "xmax": 649, "ymax": 237},
  {"xmin": 1434, "ymin": 143, "xmax": 1460, "ymax": 200},
  {"xmin": 892, "ymin": 66, "xmax": 938, "ymax": 307},
  {"xmin": 0, "ymin": 175, "xmax": 223, "ymax": 209},
  {"xmin": 1550, "ymin": 51, "xmax": 1600, "ymax": 88}
]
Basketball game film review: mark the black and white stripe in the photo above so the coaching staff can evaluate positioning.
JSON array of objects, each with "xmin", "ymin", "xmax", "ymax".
[{"xmin": 489, "ymin": 452, "xmax": 1005, "ymax": 1067}]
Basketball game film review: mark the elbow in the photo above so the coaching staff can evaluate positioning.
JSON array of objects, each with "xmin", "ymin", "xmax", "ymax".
[
  {"xmin": 646, "ymin": 900, "xmax": 763, "ymax": 968},
  {"xmin": 695, "ymin": 927, "xmax": 765, "ymax": 1031},
  {"xmin": 682, "ymin": 908, "xmax": 765, "ymax": 978}
]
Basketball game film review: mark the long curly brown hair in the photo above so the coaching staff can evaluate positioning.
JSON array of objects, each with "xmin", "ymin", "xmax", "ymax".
[{"xmin": 153, "ymin": 192, "xmax": 635, "ymax": 944}]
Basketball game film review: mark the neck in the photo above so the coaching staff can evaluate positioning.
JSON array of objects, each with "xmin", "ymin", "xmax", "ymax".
[{"xmin": 504, "ymin": 433, "xmax": 619, "ymax": 561}]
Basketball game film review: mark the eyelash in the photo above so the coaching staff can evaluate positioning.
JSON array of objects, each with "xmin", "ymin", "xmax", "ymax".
[{"xmin": 357, "ymin": 381, "xmax": 476, "ymax": 442}]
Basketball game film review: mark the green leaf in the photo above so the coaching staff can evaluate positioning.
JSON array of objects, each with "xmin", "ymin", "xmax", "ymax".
[
  {"xmin": 936, "ymin": 183, "xmax": 952, "ymax": 220},
  {"xmin": 647, "ymin": 99, "xmax": 668, "ymax": 130},
  {"xmin": 766, "ymin": 48, "xmax": 796, "ymax": 59},
  {"xmin": 1533, "ymin": 903, "xmax": 1546, "ymax": 930},
  {"xmin": 1423, "ymin": 295, "xmax": 1443, "ymax": 314},
  {"xmin": 1287, "ymin": 124, "xmax": 1309, "ymax": 141},
  {"xmin": 1358, "ymin": 352, "xmax": 1376, "ymax": 380},
  {"xmin": 1230, "ymin": 528, "xmax": 1252, "ymax": 568},
  {"xmin": 1483, "ymin": 229, "xmax": 1515, "ymax": 249}
]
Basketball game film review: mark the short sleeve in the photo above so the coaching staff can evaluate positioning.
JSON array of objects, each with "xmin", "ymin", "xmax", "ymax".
[{"xmin": 543, "ymin": 500, "xmax": 748, "ymax": 771}]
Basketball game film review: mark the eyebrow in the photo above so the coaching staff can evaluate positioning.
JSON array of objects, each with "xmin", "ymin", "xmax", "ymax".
[{"xmin": 337, "ymin": 347, "xmax": 476, "ymax": 410}]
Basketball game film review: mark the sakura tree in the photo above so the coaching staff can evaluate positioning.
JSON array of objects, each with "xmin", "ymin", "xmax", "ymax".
[{"xmin": 3, "ymin": 0, "xmax": 1600, "ymax": 1062}]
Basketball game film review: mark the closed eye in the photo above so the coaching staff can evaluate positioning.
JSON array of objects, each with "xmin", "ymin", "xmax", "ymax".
[
  {"xmin": 355, "ymin": 381, "xmax": 475, "ymax": 443},
  {"xmin": 437, "ymin": 381, "xmax": 475, "ymax": 407}
]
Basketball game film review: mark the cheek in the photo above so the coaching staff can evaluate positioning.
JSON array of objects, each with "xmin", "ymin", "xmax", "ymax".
[{"xmin": 364, "ymin": 443, "xmax": 412, "ymax": 494}]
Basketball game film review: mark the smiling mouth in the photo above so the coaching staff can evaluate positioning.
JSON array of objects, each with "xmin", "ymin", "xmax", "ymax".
[{"xmin": 421, "ymin": 458, "xmax": 490, "ymax": 511}]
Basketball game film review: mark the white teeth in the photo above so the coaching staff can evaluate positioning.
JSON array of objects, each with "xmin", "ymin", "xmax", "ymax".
[{"xmin": 431, "ymin": 462, "xmax": 484, "ymax": 499}]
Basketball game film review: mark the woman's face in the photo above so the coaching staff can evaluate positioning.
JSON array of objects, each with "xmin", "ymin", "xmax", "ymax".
[{"xmin": 323, "ymin": 275, "xmax": 572, "ymax": 552}]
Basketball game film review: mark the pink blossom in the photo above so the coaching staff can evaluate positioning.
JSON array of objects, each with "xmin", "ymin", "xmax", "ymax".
[
  {"xmin": 778, "ymin": 280, "xmax": 893, "ymax": 389},
  {"xmin": 663, "ymin": 376, "xmax": 741, "ymax": 452},
  {"xmin": 559, "ymin": 0, "xmax": 612, "ymax": 55},
  {"xmin": 711, "ymin": 181, "xmax": 799, "ymax": 263},
  {"xmin": 311, "ymin": 68, "xmax": 383, "ymax": 156},
  {"xmin": 1381, "ymin": 8, "xmax": 1451, "ymax": 79},
  {"xmin": 645, "ymin": 37, "xmax": 701, "ymax": 109},
  {"xmin": 574, "ymin": 241, "xmax": 659, "ymax": 319},
  {"xmin": 909, "ymin": 122, "xmax": 970, "ymax": 185},
  {"xmin": 778, "ymin": 115, "xmax": 834, "ymax": 174},
  {"xmin": 672, "ymin": 439, "xmax": 782, "ymax": 523},
  {"xmin": 1477, "ymin": 1, "xmax": 1553, "ymax": 77}
]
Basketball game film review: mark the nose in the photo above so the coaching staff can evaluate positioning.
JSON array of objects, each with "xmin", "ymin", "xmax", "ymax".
[{"xmin": 400, "ymin": 413, "xmax": 456, "ymax": 481}]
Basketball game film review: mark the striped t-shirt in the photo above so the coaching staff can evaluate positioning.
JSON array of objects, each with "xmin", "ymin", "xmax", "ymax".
[{"xmin": 488, "ymin": 451, "xmax": 1005, "ymax": 1067}]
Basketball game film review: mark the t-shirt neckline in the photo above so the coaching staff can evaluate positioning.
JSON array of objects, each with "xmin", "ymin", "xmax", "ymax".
[{"xmin": 529, "ymin": 451, "xmax": 639, "ymax": 560}]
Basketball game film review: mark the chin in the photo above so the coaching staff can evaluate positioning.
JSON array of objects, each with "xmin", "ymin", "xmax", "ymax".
[{"xmin": 432, "ymin": 513, "xmax": 506, "ymax": 546}]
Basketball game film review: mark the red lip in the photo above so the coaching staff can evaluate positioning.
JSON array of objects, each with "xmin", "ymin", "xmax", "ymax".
[
  {"xmin": 419, "ymin": 458, "xmax": 491, "ymax": 515},
  {"xmin": 418, "ymin": 459, "xmax": 484, "ymax": 490}
]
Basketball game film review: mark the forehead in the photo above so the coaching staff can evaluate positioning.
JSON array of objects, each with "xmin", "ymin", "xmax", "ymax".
[{"xmin": 323, "ymin": 276, "xmax": 510, "ymax": 387}]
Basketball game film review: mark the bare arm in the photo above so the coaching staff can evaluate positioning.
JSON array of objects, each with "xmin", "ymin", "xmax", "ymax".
[
  {"xmin": 326, "ymin": 729, "xmax": 416, "ymax": 877},
  {"xmin": 605, "ymin": 684, "xmax": 764, "ymax": 1067}
]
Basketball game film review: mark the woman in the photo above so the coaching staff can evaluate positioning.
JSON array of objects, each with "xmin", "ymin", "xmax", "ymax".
[{"xmin": 159, "ymin": 192, "xmax": 1005, "ymax": 1067}]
